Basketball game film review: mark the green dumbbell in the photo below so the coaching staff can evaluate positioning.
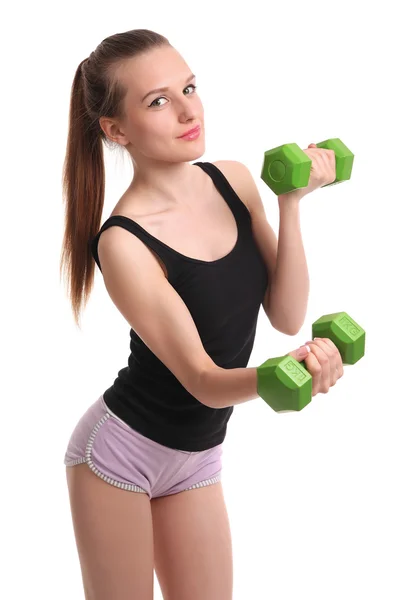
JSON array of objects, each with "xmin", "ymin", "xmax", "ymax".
[
  {"xmin": 256, "ymin": 311, "xmax": 365, "ymax": 412},
  {"xmin": 261, "ymin": 138, "xmax": 354, "ymax": 196}
]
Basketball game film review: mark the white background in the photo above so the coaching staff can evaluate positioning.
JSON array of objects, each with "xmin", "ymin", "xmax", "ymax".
[{"xmin": 2, "ymin": 0, "xmax": 399, "ymax": 598}]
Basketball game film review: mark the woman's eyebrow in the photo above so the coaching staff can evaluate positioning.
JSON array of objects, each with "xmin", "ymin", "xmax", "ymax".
[{"xmin": 141, "ymin": 73, "xmax": 196, "ymax": 102}]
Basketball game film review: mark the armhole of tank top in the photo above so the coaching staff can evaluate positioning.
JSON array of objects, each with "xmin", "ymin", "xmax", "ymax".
[{"xmin": 91, "ymin": 219, "xmax": 174, "ymax": 282}]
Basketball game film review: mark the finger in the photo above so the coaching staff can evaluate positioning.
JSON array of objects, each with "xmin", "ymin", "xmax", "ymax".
[
  {"xmin": 307, "ymin": 150, "xmax": 328, "ymax": 182},
  {"xmin": 321, "ymin": 148, "xmax": 335, "ymax": 165},
  {"xmin": 326, "ymin": 148, "xmax": 336, "ymax": 164},
  {"xmin": 335, "ymin": 365, "xmax": 344, "ymax": 380},
  {"xmin": 287, "ymin": 345, "xmax": 312, "ymax": 363},
  {"xmin": 306, "ymin": 148, "xmax": 335, "ymax": 180},
  {"xmin": 308, "ymin": 338, "xmax": 337, "ymax": 385},
  {"xmin": 302, "ymin": 350, "xmax": 322, "ymax": 396},
  {"xmin": 304, "ymin": 341, "xmax": 331, "ymax": 393},
  {"xmin": 320, "ymin": 149, "xmax": 336, "ymax": 181},
  {"xmin": 316, "ymin": 338, "xmax": 344, "ymax": 378}
]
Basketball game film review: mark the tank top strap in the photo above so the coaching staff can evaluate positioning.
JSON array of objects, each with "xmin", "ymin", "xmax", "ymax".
[
  {"xmin": 91, "ymin": 162, "xmax": 251, "ymax": 279},
  {"xmin": 193, "ymin": 161, "xmax": 252, "ymax": 224},
  {"xmin": 90, "ymin": 215, "xmax": 179, "ymax": 280}
]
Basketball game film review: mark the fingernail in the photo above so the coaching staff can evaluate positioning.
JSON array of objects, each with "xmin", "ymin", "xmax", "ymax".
[{"xmin": 299, "ymin": 344, "xmax": 311, "ymax": 354}]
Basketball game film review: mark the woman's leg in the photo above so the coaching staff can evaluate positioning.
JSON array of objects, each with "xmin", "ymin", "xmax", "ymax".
[
  {"xmin": 151, "ymin": 481, "xmax": 233, "ymax": 600},
  {"xmin": 66, "ymin": 463, "xmax": 154, "ymax": 600}
]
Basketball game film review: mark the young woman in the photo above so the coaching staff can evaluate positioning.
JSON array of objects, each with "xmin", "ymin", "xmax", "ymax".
[{"xmin": 61, "ymin": 28, "xmax": 343, "ymax": 600}]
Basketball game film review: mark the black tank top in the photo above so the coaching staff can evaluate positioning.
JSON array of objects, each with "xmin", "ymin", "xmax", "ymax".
[{"xmin": 91, "ymin": 162, "xmax": 269, "ymax": 451}]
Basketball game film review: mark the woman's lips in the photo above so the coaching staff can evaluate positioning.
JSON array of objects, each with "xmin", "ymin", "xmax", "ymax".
[{"xmin": 178, "ymin": 125, "xmax": 201, "ymax": 140}]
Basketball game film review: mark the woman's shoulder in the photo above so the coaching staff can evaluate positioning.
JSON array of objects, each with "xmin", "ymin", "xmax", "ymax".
[{"xmin": 210, "ymin": 159, "xmax": 252, "ymax": 212}]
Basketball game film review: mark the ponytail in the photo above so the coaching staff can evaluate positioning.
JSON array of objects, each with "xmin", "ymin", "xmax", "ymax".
[
  {"xmin": 60, "ymin": 58, "xmax": 106, "ymax": 329},
  {"xmin": 59, "ymin": 29, "xmax": 170, "ymax": 328}
]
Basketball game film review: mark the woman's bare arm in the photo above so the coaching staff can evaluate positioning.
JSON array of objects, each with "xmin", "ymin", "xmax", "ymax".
[
  {"xmin": 195, "ymin": 365, "xmax": 259, "ymax": 409},
  {"xmin": 98, "ymin": 225, "xmax": 260, "ymax": 410}
]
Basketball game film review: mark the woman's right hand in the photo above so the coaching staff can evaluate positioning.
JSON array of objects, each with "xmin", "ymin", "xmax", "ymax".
[{"xmin": 287, "ymin": 339, "xmax": 344, "ymax": 396}]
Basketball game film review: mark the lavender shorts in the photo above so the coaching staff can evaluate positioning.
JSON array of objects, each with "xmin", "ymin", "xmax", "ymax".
[{"xmin": 63, "ymin": 395, "xmax": 223, "ymax": 499}]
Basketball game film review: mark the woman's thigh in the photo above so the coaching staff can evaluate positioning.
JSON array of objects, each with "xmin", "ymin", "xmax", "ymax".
[
  {"xmin": 66, "ymin": 462, "xmax": 154, "ymax": 600},
  {"xmin": 63, "ymin": 394, "xmax": 227, "ymax": 598},
  {"xmin": 151, "ymin": 482, "xmax": 233, "ymax": 600}
]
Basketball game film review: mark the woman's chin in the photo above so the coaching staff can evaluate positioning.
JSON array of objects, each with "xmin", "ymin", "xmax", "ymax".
[{"xmin": 179, "ymin": 139, "xmax": 206, "ymax": 160}]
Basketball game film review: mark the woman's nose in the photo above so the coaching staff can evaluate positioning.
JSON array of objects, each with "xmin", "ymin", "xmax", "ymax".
[{"xmin": 177, "ymin": 97, "xmax": 198, "ymax": 121}]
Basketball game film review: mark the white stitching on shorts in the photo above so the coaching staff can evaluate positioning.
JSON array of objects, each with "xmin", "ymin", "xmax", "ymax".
[
  {"xmin": 83, "ymin": 412, "xmax": 148, "ymax": 494},
  {"xmin": 183, "ymin": 473, "xmax": 222, "ymax": 491},
  {"xmin": 65, "ymin": 456, "xmax": 86, "ymax": 466},
  {"xmin": 65, "ymin": 405, "xmax": 222, "ymax": 494}
]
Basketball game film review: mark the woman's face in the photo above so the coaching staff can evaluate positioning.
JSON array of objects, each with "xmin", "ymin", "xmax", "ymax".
[{"xmin": 108, "ymin": 45, "xmax": 205, "ymax": 164}]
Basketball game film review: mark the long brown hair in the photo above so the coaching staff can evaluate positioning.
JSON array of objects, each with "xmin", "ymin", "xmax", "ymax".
[{"xmin": 59, "ymin": 29, "xmax": 170, "ymax": 329}]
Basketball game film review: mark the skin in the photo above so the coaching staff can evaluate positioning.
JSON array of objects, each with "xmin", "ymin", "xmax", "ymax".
[
  {"xmin": 302, "ymin": 338, "xmax": 344, "ymax": 397},
  {"xmin": 99, "ymin": 44, "xmax": 343, "ymax": 397},
  {"xmin": 99, "ymin": 44, "xmax": 206, "ymax": 210},
  {"xmin": 65, "ymin": 44, "xmax": 345, "ymax": 600}
]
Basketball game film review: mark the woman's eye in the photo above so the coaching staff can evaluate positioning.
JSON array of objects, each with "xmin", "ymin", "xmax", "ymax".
[
  {"xmin": 185, "ymin": 84, "xmax": 197, "ymax": 95},
  {"xmin": 149, "ymin": 97, "xmax": 167, "ymax": 108},
  {"xmin": 148, "ymin": 84, "xmax": 197, "ymax": 108}
]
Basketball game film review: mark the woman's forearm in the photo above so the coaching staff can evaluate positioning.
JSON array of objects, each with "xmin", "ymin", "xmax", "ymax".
[
  {"xmin": 197, "ymin": 365, "xmax": 259, "ymax": 409},
  {"xmin": 267, "ymin": 196, "xmax": 310, "ymax": 334}
]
